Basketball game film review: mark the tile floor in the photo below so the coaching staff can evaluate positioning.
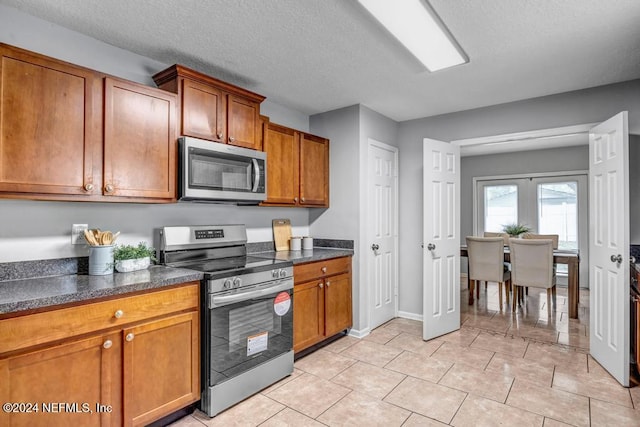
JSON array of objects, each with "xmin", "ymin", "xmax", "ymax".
[{"xmin": 171, "ymin": 284, "xmax": 640, "ymax": 426}]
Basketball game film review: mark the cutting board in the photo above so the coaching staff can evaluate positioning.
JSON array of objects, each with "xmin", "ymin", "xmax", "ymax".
[{"xmin": 272, "ymin": 219, "xmax": 292, "ymax": 251}]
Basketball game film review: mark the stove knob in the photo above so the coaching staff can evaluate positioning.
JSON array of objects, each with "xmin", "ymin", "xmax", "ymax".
[
  {"xmin": 223, "ymin": 279, "xmax": 232, "ymax": 289},
  {"xmin": 272, "ymin": 269, "xmax": 279, "ymax": 279},
  {"xmin": 279, "ymin": 269, "xmax": 287, "ymax": 278},
  {"xmin": 233, "ymin": 277, "xmax": 242, "ymax": 288}
]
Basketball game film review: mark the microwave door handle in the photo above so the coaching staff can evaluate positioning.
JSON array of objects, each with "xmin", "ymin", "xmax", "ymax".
[
  {"xmin": 209, "ymin": 279, "xmax": 292, "ymax": 308},
  {"xmin": 251, "ymin": 159, "xmax": 260, "ymax": 192}
]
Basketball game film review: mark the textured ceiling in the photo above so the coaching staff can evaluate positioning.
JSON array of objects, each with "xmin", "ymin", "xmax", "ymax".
[{"xmin": 2, "ymin": 0, "xmax": 640, "ymax": 122}]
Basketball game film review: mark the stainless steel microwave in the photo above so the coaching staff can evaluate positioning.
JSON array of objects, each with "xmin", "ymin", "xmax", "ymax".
[{"xmin": 178, "ymin": 137, "xmax": 266, "ymax": 203}]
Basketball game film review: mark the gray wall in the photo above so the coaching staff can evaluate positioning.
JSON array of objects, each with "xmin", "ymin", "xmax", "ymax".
[
  {"xmin": 309, "ymin": 104, "xmax": 399, "ymax": 334},
  {"xmin": 398, "ymin": 79, "xmax": 640, "ymax": 317},
  {"xmin": 0, "ymin": 4, "xmax": 312, "ymax": 262}
]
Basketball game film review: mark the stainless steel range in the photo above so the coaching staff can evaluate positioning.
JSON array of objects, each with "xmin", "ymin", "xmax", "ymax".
[{"xmin": 157, "ymin": 225, "xmax": 294, "ymax": 417}]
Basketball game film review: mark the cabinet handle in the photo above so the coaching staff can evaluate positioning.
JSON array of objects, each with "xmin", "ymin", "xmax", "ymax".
[
  {"xmin": 105, "ymin": 184, "xmax": 114, "ymax": 193},
  {"xmin": 301, "ymin": 197, "xmax": 305, "ymax": 202},
  {"xmin": 114, "ymin": 309, "xmax": 124, "ymax": 319},
  {"xmin": 103, "ymin": 340, "xmax": 112, "ymax": 349},
  {"xmin": 125, "ymin": 333, "xmax": 135, "ymax": 342},
  {"xmin": 321, "ymin": 267, "xmax": 327, "ymax": 273},
  {"xmin": 319, "ymin": 282, "xmax": 324, "ymax": 288},
  {"xmin": 217, "ymin": 132, "xmax": 223, "ymax": 139},
  {"xmin": 294, "ymin": 197, "xmax": 298, "ymax": 203},
  {"xmin": 229, "ymin": 136, "xmax": 235, "ymax": 143},
  {"xmin": 326, "ymin": 281, "xmax": 331, "ymax": 287},
  {"xmin": 84, "ymin": 183, "xmax": 94, "ymax": 192}
]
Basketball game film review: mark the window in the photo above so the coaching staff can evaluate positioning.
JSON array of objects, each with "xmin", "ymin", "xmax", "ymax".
[
  {"xmin": 484, "ymin": 185, "xmax": 518, "ymax": 232},
  {"xmin": 537, "ymin": 182, "xmax": 578, "ymax": 251},
  {"xmin": 474, "ymin": 173, "xmax": 588, "ymax": 285}
]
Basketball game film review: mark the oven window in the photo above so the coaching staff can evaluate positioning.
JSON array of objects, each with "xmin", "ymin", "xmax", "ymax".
[
  {"xmin": 208, "ymin": 291, "xmax": 293, "ymax": 385},
  {"xmin": 228, "ymin": 300, "xmax": 280, "ymax": 352}
]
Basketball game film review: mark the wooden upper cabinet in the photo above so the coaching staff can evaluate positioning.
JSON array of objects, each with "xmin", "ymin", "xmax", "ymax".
[
  {"xmin": 0, "ymin": 43, "xmax": 101, "ymax": 196},
  {"xmin": 227, "ymin": 95, "xmax": 261, "ymax": 149},
  {"xmin": 181, "ymin": 78, "xmax": 225, "ymax": 142},
  {"xmin": 300, "ymin": 133, "xmax": 329, "ymax": 207},
  {"xmin": 104, "ymin": 77, "xmax": 177, "ymax": 200},
  {"xmin": 153, "ymin": 64, "xmax": 265, "ymax": 151},
  {"xmin": 262, "ymin": 122, "xmax": 329, "ymax": 207},
  {"xmin": 264, "ymin": 123, "xmax": 299, "ymax": 205}
]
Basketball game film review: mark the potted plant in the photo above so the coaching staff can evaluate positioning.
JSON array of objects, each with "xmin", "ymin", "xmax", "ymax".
[
  {"xmin": 113, "ymin": 242, "xmax": 157, "ymax": 273},
  {"xmin": 502, "ymin": 223, "xmax": 531, "ymax": 237}
]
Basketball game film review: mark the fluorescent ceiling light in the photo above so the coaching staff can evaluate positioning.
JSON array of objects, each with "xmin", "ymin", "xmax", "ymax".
[{"xmin": 358, "ymin": 0, "xmax": 468, "ymax": 72}]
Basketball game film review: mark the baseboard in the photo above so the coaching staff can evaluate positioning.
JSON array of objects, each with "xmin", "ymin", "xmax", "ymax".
[
  {"xmin": 398, "ymin": 311, "xmax": 423, "ymax": 322},
  {"xmin": 348, "ymin": 327, "xmax": 370, "ymax": 339}
]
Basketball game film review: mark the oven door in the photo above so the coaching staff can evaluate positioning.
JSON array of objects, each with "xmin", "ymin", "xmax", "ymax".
[
  {"xmin": 206, "ymin": 278, "xmax": 293, "ymax": 387},
  {"xmin": 180, "ymin": 137, "xmax": 266, "ymax": 202}
]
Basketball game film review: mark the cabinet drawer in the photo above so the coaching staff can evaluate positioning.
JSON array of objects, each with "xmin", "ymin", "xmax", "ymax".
[
  {"xmin": 294, "ymin": 257, "xmax": 351, "ymax": 284},
  {"xmin": 0, "ymin": 283, "xmax": 199, "ymax": 355}
]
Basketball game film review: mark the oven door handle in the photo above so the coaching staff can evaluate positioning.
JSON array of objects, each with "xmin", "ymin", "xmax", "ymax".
[
  {"xmin": 251, "ymin": 159, "xmax": 260, "ymax": 193},
  {"xmin": 209, "ymin": 279, "xmax": 293, "ymax": 308}
]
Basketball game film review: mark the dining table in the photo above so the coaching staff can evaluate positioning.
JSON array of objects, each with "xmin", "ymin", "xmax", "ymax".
[{"xmin": 460, "ymin": 245, "xmax": 581, "ymax": 319}]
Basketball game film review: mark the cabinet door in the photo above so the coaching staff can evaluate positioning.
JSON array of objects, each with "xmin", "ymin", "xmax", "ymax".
[
  {"xmin": 293, "ymin": 280, "xmax": 325, "ymax": 353},
  {"xmin": 299, "ymin": 133, "xmax": 329, "ymax": 207},
  {"xmin": 181, "ymin": 78, "xmax": 225, "ymax": 142},
  {"xmin": 0, "ymin": 45, "xmax": 101, "ymax": 196},
  {"xmin": 263, "ymin": 123, "xmax": 299, "ymax": 205},
  {"xmin": 0, "ymin": 332, "xmax": 122, "ymax": 427},
  {"xmin": 324, "ymin": 272, "xmax": 352, "ymax": 337},
  {"xmin": 104, "ymin": 77, "xmax": 177, "ymax": 200},
  {"xmin": 227, "ymin": 94, "xmax": 261, "ymax": 150},
  {"xmin": 122, "ymin": 311, "xmax": 199, "ymax": 427}
]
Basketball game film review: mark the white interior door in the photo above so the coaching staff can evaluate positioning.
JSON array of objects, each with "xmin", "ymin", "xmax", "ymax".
[
  {"xmin": 589, "ymin": 111, "xmax": 629, "ymax": 386},
  {"xmin": 423, "ymin": 138, "xmax": 460, "ymax": 340},
  {"xmin": 367, "ymin": 139, "xmax": 398, "ymax": 329}
]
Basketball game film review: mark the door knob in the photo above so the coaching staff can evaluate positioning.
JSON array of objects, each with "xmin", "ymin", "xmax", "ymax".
[
  {"xmin": 610, "ymin": 254, "xmax": 623, "ymax": 264},
  {"xmin": 427, "ymin": 243, "xmax": 436, "ymax": 251},
  {"xmin": 371, "ymin": 244, "xmax": 379, "ymax": 251}
]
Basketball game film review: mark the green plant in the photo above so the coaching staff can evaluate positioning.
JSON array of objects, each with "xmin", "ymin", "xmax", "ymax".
[
  {"xmin": 113, "ymin": 242, "xmax": 157, "ymax": 262},
  {"xmin": 502, "ymin": 223, "xmax": 531, "ymax": 236}
]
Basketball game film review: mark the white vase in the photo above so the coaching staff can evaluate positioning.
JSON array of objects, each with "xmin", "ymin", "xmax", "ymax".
[{"xmin": 115, "ymin": 257, "xmax": 151, "ymax": 273}]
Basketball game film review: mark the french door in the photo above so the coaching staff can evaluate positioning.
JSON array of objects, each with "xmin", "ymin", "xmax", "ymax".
[{"xmin": 475, "ymin": 173, "xmax": 588, "ymax": 286}]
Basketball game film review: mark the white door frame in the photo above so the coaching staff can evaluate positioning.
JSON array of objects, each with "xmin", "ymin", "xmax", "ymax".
[{"xmin": 366, "ymin": 138, "xmax": 399, "ymax": 329}]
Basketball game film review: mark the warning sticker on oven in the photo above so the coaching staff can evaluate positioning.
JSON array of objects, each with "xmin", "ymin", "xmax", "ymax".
[
  {"xmin": 247, "ymin": 331, "xmax": 269, "ymax": 356},
  {"xmin": 273, "ymin": 292, "xmax": 291, "ymax": 316}
]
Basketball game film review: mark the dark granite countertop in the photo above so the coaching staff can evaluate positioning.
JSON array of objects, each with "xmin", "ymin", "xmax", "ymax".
[
  {"xmin": 0, "ymin": 245, "xmax": 352, "ymax": 316},
  {"xmin": 250, "ymin": 247, "xmax": 354, "ymax": 264},
  {"xmin": 0, "ymin": 266, "xmax": 203, "ymax": 316}
]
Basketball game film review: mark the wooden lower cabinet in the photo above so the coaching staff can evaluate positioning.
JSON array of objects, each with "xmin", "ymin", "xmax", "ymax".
[
  {"xmin": 293, "ymin": 257, "xmax": 352, "ymax": 353},
  {"xmin": 293, "ymin": 280, "xmax": 324, "ymax": 353},
  {"xmin": 123, "ymin": 311, "xmax": 199, "ymax": 426},
  {"xmin": 0, "ymin": 332, "xmax": 122, "ymax": 427},
  {"xmin": 0, "ymin": 283, "xmax": 200, "ymax": 427}
]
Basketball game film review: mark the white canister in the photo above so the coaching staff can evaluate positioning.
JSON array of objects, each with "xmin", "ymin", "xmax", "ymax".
[
  {"xmin": 290, "ymin": 236, "xmax": 302, "ymax": 251},
  {"xmin": 89, "ymin": 245, "xmax": 114, "ymax": 275},
  {"xmin": 302, "ymin": 236, "xmax": 313, "ymax": 250}
]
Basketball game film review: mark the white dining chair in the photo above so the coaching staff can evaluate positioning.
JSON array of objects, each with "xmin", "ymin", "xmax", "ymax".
[
  {"xmin": 509, "ymin": 238, "xmax": 556, "ymax": 315},
  {"xmin": 466, "ymin": 236, "xmax": 511, "ymax": 309}
]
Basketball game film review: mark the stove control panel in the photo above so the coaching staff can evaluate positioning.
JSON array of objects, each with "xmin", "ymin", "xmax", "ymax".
[
  {"xmin": 195, "ymin": 229, "xmax": 225, "ymax": 239},
  {"xmin": 208, "ymin": 265, "xmax": 293, "ymax": 294}
]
